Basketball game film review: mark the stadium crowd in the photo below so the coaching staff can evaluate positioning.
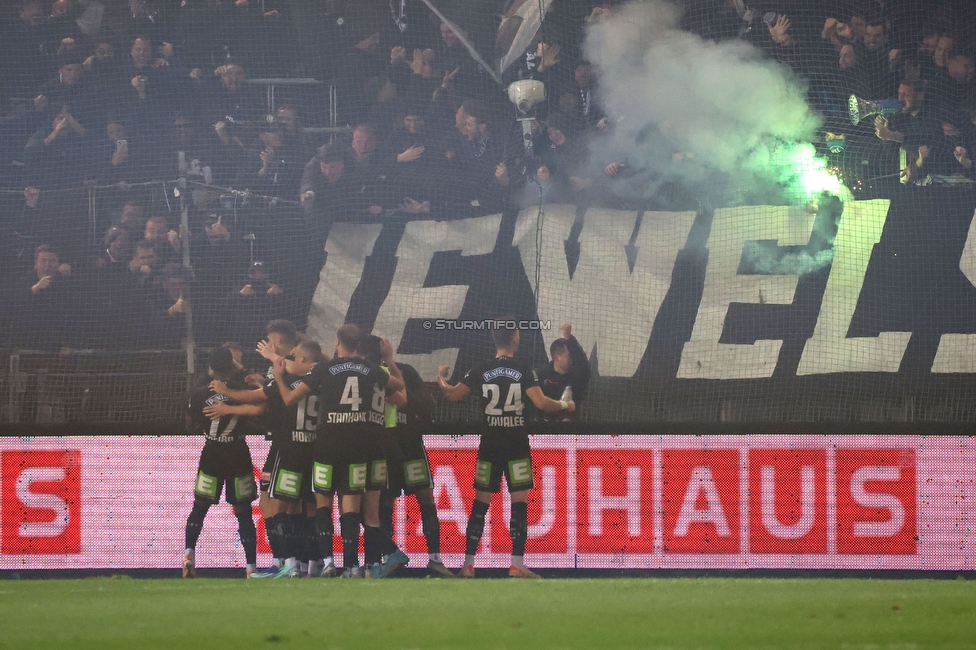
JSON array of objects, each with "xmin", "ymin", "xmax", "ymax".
[{"xmin": 1, "ymin": 0, "xmax": 975, "ymax": 351}]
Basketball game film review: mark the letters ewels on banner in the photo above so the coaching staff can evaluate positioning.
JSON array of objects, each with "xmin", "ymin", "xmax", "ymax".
[
  {"xmin": 312, "ymin": 195, "xmax": 976, "ymax": 388},
  {"xmin": 0, "ymin": 435, "xmax": 971, "ymax": 570}
]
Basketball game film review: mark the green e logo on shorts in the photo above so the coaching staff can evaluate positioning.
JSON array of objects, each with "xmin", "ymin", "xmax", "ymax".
[
  {"xmin": 349, "ymin": 463, "xmax": 367, "ymax": 490},
  {"xmin": 508, "ymin": 458, "xmax": 532, "ymax": 486},
  {"xmin": 475, "ymin": 460, "xmax": 491, "ymax": 487},
  {"xmin": 403, "ymin": 460, "xmax": 429, "ymax": 486},
  {"xmin": 274, "ymin": 469, "xmax": 302, "ymax": 497},
  {"xmin": 194, "ymin": 471, "xmax": 218, "ymax": 498},
  {"xmin": 371, "ymin": 460, "xmax": 388, "ymax": 484},
  {"xmin": 313, "ymin": 463, "xmax": 333, "ymax": 490},
  {"xmin": 235, "ymin": 475, "xmax": 256, "ymax": 500}
]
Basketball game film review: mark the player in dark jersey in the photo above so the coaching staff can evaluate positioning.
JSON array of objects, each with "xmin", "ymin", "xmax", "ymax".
[
  {"xmin": 366, "ymin": 338, "xmax": 454, "ymax": 578},
  {"xmin": 358, "ymin": 335, "xmax": 438, "ymax": 577},
  {"xmin": 437, "ymin": 321, "xmax": 575, "ymax": 578},
  {"xmin": 206, "ymin": 338, "xmax": 329, "ymax": 577},
  {"xmin": 211, "ymin": 320, "xmax": 327, "ymax": 576},
  {"xmin": 278, "ymin": 324, "xmax": 405, "ymax": 578},
  {"xmin": 354, "ymin": 335, "xmax": 411, "ymax": 578},
  {"xmin": 183, "ymin": 347, "xmax": 261, "ymax": 578},
  {"xmin": 534, "ymin": 323, "xmax": 590, "ymax": 422}
]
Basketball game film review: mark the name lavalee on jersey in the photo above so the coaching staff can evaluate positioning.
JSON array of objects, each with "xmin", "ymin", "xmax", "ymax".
[{"xmin": 487, "ymin": 415, "xmax": 525, "ymax": 427}]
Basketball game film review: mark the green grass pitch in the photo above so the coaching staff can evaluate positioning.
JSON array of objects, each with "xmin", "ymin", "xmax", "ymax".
[{"xmin": 0, "ymin": 577, "xmax": 974, "ymax": 649}]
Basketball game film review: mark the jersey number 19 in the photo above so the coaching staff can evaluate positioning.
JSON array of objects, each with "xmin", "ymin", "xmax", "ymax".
[{"xmin": 295, "ymin": 395, "xmax": 319, "ymax": 431}]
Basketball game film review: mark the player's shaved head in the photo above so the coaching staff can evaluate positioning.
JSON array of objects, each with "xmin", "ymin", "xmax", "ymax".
[{"xmin": 296, "ymin": 339, "xmax": 327, "ymax": 363}]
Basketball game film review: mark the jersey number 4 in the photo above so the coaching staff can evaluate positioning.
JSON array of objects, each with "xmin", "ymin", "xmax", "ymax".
[
  {"xmin": 339, "ymin": 377, "xmax": 386, "ymax": 412},
  {"xmin": 340, "ymin": 377, "xmax": 363, "ymax": 411},
  {"xmin": 483, "ymin": 383, "xmax": 523, "ymax": 416}
]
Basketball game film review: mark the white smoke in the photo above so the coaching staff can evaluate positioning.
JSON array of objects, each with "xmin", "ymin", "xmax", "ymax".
[{"xmin": 583, "ymin": 0, "xmax": 825, "ymax": 205}]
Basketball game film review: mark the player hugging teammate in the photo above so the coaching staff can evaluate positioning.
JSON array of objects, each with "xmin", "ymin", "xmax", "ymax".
[
  {"xmin": 183, "ymin": 347, "xmax": 262, "ymax": 578},
  {"xmin": 277, "ymin": 324, "xmax": 407, "ymax": 578},
  {"xmin": 204, "ymin": 333, "xmax": 329, "ymax": 578},
  {"xmin": 358, "ymin": 335, "xmax": 454, "ymax": 578},
  {"xmin": 186, "ymin": 319, "xmax": 586, "ymax": 577}
]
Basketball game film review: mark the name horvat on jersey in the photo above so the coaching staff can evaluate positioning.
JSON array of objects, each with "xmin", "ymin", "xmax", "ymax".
[
  {"xmin": 326, "ymin": 411, "xmax": 385, "ymax": 425},
  {"xmin": 329, "ymin": 362, "xmax": 371, "ymax": 376},
  {"xmin": 483, "ymin": 367, "xmax": 522, "ymax": 382},
  {"xmin": 290, "ymin": 431, "xmax": 316, "ymax": 443}
]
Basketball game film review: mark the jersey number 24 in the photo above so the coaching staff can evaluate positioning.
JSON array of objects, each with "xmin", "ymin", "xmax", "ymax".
[{"xmin": 483, "ymin": 383, "xmax": 523, "ymax": 415}]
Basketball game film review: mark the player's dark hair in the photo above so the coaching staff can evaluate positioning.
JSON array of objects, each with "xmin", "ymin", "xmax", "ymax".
[
  {"xmin": 209, "ymin": 347, "xmax": 236, "ymax": 378},
  {"xmin": 337, "ymin": 323, "xmax": 363, "ymax": 353},
  {"xmin": 296, "ymin": 339, "xmax": 326, "ymax": 363},
  {"xmin": 265, "ymin": 319, "xmax": 297, "ymax": 345},
  {"xmin": 358, "ymin": 334, "xmax": 382, "ymax": 364},
  {"xmin": 491, "ymin": 316, "xmax": 518, "ymax": 348},
  {"xmin": 145, "ymin": 215, "xmax": 168, "ymax": 228}
]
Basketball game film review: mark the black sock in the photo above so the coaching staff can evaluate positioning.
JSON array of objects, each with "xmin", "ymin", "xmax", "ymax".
[
  {"xmin": 184, "ymin": 499, "xmax": 210, "ymax": 549},
  {"xmin": 379, "ymin": 493, "xmax": 395, "ymax": 541},
  {"xmin": 305, "ymin": 515, "xmax": 322, "ymax": 561},
  {"xmin": 364, "ymin": 525, "xmax": 382, "ymax": 565},
  {"xmin": 380, "ymin": 525, "xmax": 399, "ymax": 557},
  {"xmin": 465, "ymin": 500, "xmax": 490, "ymax": 557},
  {"xmin": 289, "ymin": 514, "xmax": 307, "ymax": 562},
  {"xmin": 264, "ymin": 513, "xmax": 289, "ymax": 560},
  {"xmin": 420, "ymin": 502, "xmax": 441, "ymax": 556},
  {"xmin": 339, "ymin": 512, "xmax": 361, "ymax": 568},
  {"xmin": 510, "ymin": 501, "xmax": 528, "ymax": 559},
  {"xmin": 315, "ymin": 508, "xmax": 334, "ymax": 560},
  {"xmin": 235, "ymin": 505, "xmax": 258, "ymax": 566}
]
